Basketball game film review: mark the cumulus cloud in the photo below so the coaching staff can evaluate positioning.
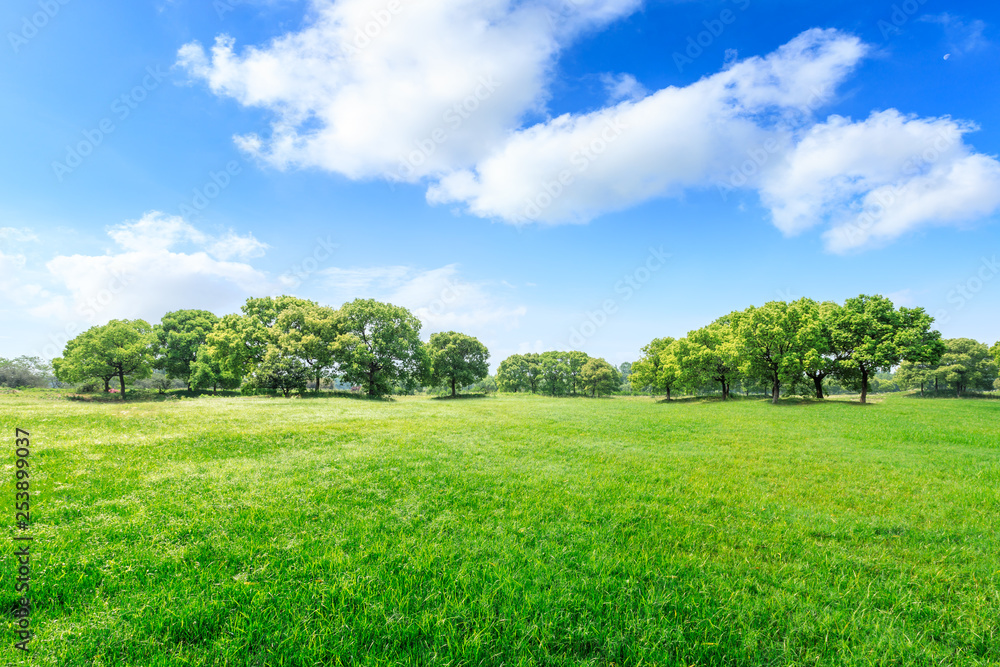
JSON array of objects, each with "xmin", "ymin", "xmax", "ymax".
[
  {"xmin": 38, "ymin": 212, "xmax": 273, "ymax": 327},
  {"xmin": 179, "ymin": 3, "xmax": 1000, "ymax": 252},
  {"xmin": 178, "ymin": 0, "xmax": 641, "ymax": 181},
  {"xmin": 320, "ymin": 264, "xmax": 526, "ymax": 331}
]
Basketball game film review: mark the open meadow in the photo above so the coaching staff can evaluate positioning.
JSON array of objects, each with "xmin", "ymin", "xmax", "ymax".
[{"xmin": 2, "ymin": 391, "xmax": 998, "ymax": 666}]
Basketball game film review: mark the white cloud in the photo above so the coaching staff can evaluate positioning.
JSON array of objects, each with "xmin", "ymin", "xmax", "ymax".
[
  {"xmin": 179, "ymin": 6, "xmax": 1000, "ymax": 252},
  {"xmin": 178, "ymin": 0, "xmax": 641, "ymax": 181},
  {"xmin": 761, "ymin": 110, "xmax": 1000, "ymax": 251},
  {"xmin": 38, "ymin": 212, "xmax": 273, "ymax": 326},
  {"xmin": 922, "ymin": 14, "xmax": 989, "ymax": 54},
  {"xmin": 319, "ymin": 263, "xmax": 526, "ymax": 332},
  {"xmin": 0, "ymin": 227, "xmax": 39, "ymax": 244},
  {"xmin": 429, "ymin": 29, "xmax": 866, "ymax": 225}
]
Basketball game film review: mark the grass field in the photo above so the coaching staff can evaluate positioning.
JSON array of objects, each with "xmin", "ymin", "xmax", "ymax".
[{"xmin": 1, "ymin": 391, "xmax": 998, "ymax": 666}]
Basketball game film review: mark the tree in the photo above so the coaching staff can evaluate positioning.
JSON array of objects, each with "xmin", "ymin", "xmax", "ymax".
[
  {"xmin": 686, "ymin": 319, "xmax": 739, "ymax": 400},
  {"xmin": 935, "ymin": 338, "xmax": 998, "ymax": 396},
  {"xmin": 732, "ymin": 299, "xmax": 816, "ymax": 405},
  {"xmin": 831, "ymin": 295, "xmax": 943, "ymax": 404},
  {"xmin": 334, "ymin": 299, "xmax": 428, "ymax": 397},
  {"xmin": 426, "ymin": 331, "xmax": 490, "ymax": 397},
  {"xmin": 631, "ymin": 337, "xmax": 678, "ymax": 399},
  {"xmin": 564, "ymin": 351, "xmax": 590, "ymax": 395},
  {"xmin": 539, "ymin": 351, "xmax": 569, "ymax": 396},
  {"xmin": 54, "ymin": 320, "xmax": 156, "ymax": 400},
  {"xmin": 0, "ymin": 357, "xmax": 52, "ymax": 388},
  {"xmin": 618, "ymin": 362, "xmax": 632, "ymax": 392},
  {"xmin": 189, "ymin": 345, "xmax": 242, "ymax": 394},
  {"xmin": 800, "ymin": 301, "xmax": 848, "ymax": 399},
  {"xmin": 155, "ymin": 309, "xmax": 219, "ymax": 390},
  {"xmin": 895, "ymin": 360, "xmax": 937, "ymax": 396},
  {"xmin": 245, "ymin": 346, "xmax": 310, "ymax": 397},
  {"xmin": 275, "ymin": 302, "xmax": 341, "ymax": 392},
  {"xmin": 497, "ymin": 354, "xmax": 529, "ymax": 392},
  {"xmin": 579, "ymin": 357, "xmax": 620, "ymax": 397}
]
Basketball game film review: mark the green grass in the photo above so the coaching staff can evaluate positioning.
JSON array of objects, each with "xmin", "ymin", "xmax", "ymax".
[{"xmin": 1, "ymin": 391, "xmax": 998, "ymax": 666}]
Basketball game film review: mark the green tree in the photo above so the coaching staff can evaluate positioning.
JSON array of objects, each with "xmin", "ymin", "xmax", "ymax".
[
  {"xmin": 564, "ymin": 351, "xmax": 590, "ymax": 395},
  {"xmin": 895, "ymin": 360, "xmax": 937, "ymax": 396},
  {"xmin": 155, "ymin": 309, "xmax": 219, "ymax": 390},
  {"xmin": 732, "ymin": 299, "xmax": 817, "ymax": 405},
  {"xmin": 275, "ymin": 302, "xmax": 341, "ymax": 392},
  {"xmin": 54, "ymin": 320, "xmax": 156, "ymax": 400},
  {"xmin": 801, "ymin": 301, "xmax": 848, "ymax": 399},
  {"xmin": 631, "ymin": 337, "xmax": 678, "ymax": 398},
  {"xmin": 334, "ymin": 299, "xmax": 428, "ymax": 397},
  {"xmin": 497, "ymin": 354, "xmax": 528, "ymax": 392},
  {"xmin": 935, "ymin": 338, "xmax": 998, "ymax": 396},
  {"xmin": 426, "ymin": 331, "xmax": 490, "ymax": 397},
  {"xmin": 189, "ymin": 345, "xmax": 242, "ymax": 394},
  {"xmin": 579, "ymin": 357, "xmax": 620, "ymax": 397},
  {"xmin": 539, "ymin": 351, "xmax": 569, "ymax": 396},
  {"xmin": 832, "ymin": 295, "xmax": 943, "ymax": 404},
  {"xmin": 0, "ymin": 356, "xmax": 52, "ymax": 388},
  {"xmin": 686, "ymin": 319, "xmax": 739, "ymax": 400}
]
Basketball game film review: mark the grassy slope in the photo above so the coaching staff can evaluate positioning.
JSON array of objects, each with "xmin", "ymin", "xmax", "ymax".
[{"xmin": 1, "ymin": 392, "xmax": 998, "ymax": 666}]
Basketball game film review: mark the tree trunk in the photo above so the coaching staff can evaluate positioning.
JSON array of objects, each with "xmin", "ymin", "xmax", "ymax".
[
  {"xmin": 368, "ymin": 366, "xmax": 376, "ymax": 397},
  {"xmin": 919, "ymin": 382, "xmax": 923, "ymax": 396},
  {"xmin": 813, "ymin": 375, "xmax": 824, "ymax": 399},
  {"xmin": 771, "ymin": 375, "xmax": 780, "ymax": 405},
  {"xmin": 666, "ymin": 387, "xmax": 671, "ymax": 401},
  {"xmin": 118, "ymin": 369, "xmax": 126, "ymax": 401},
  {"xmin": 316, "ymin": 371, "xmax": 322, "ymax": 393},
  {"xmin": 451, "ymin": 376, "xmax": 456, "ymax": 398},
  {"xmin": 720, "ymin": 380, "xmax": 727, "ymax": 400},
  {"xmin": 103, "ymin": 377, "xmax": 110, "ymax": 393},
  {"xmin": 860, "ymin": 368, "xmax": 869, "ymax": 404},
  {"xmin": 187, "ymin": 381, "xmax": 191, "ymax": 391}
]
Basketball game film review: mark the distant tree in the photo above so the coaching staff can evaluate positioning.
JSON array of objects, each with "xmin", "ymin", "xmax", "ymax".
[
  {"xmin": 154, "ymin": 309, "xmax": 219, "ymax": 390},
  {"xmin": 426, "ymin": 331, "xmax": 490, "ymax": 397},
  {"xmin": 334, "ymin": 299, "xmax": 428, "ymax": 397},
  {"xmin": 831, "ymin": 295, "xmax": 943, "ymax": 404},
  {"xmin": 580, "ymin": 358, "xmax": 620, "ymax": 397},
  {"xmin": 618, "ymin": 361, "xmax": 632, "ymax": 392},
  {"xmin": 631, "ymin": 337, "xmax": 678, "ymax": 399},
  {"xmin": 895, "ymin": 360, "xmax": 937, "ymax": 396},
  {"xmin": 54, "ymin": 319, "xmax": 156, "ymax": 400},
  {"xmin": 0, "ymin": 356, "xmax": 52, "ymax": 388},
  {"xmin": 497, "ymin": 354, "xmax": 528, "ymax": 392},
  {"xmin": 732, "ymin": 300, "xmax": 817, "ymax": 405},
  {"xmin": 246, "ymin": 346, "xmax": 310, "ymax": 397},
  {"xmin": 564, "ymin": 351, "xmax": 590, "ymax": 395},
  {"xmin": 539, "ymin": 351, "xmax": 568, "ymax": 396},
  {"xmin": 935, "ymin": 338, "xmax": 998, "ymax": 396}
]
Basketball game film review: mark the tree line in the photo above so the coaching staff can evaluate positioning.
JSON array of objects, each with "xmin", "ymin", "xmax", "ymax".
[
  {"xmin": 52, "ymin": 297, "xmax": 490, "ymax": 400},
  {"xmin": 496, "ymin": 351, "xmax": 621, "ymax": 397},
  {"xmin": 630, "ymin": 294, "xmax": 998, "ymax": 404}
]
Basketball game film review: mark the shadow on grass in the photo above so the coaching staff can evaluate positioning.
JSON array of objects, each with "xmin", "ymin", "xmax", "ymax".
[
  {"xmin": 901, "ymin": 390, "xmax": 1000, "ymax": 400},
  {"xmin": 64, "ymin": 389, "xmax": 398, "ymax": 403},
  {"xmin": 430, "ymin": 393, "xmax": 491, "ymax": 401}
]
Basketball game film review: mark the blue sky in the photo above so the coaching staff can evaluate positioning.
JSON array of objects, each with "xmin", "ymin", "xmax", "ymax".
[{"xmin": 2, "ymin": 0, "xmax": 999, "ymax": 368}]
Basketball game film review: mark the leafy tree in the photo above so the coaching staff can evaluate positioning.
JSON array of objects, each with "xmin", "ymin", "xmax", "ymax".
[
  {"xmin": 618, "ymin": 361, "xmax": 632, "ymax": 392},
  {"xmin": 800, "ymin": 301, "xmax": 848, "ymax": 399},
  {"xmin": 564, "ymin": 351, "xmax": 590, "ymax": 395},
  {"xmin": 732, "ymin": 299, "xmax": 817, "ymax": 405},
  {"xmin": 497, "ymin": 354, "xmax": 528, "ymax": 392},
  {"xmin": 686, "ymin": 319, "xmax": 739, "ymax": 400},
  {"xmin": 334, "ymin": 299, "xmax": 428, "ymax": 397},
  {"xmin": 190, "ymin": 345, "xmax": 243, "ymax": 394},
  {"xmin": 631, "ymin": 337, "xmax": 678, "ymax": 399},
  {"xmin": 895, "ymin": 360, "xmax": 937, "ymax": 396},
  {"xmin": 154, "ymin": 309, "xmax": 219, "ymax": 390},
  {"xmin": 832, "ymin": 295, "xmax": 943, "ymax": 404},
  {"xmin": 54, "ymin": 319, "xmax": 156, "ymax": 400},
  {"xmin": 935, "ymin": 338, "xmax": 998, "ymax": 396},
  {"xmin": 539, "ymin": 351, "xmax": 569, "ymax": 396},
  {"xmin": 580, "ymin": 357, "xmax": 620, "ymax": 397},
  {"xmin": 275, "ymin": 302, "xmax": 341, "ymax": 392},
  {"xmin": 426, "ymin": 331, "xmax": 490, "ymax": 397},
  {"xmin": 0, "ymin": 356, "xmax": 52, "ymax": 388},
  {"xmin": 245, "ymin": 346, "xmax": 310, "ymax": 397}
]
